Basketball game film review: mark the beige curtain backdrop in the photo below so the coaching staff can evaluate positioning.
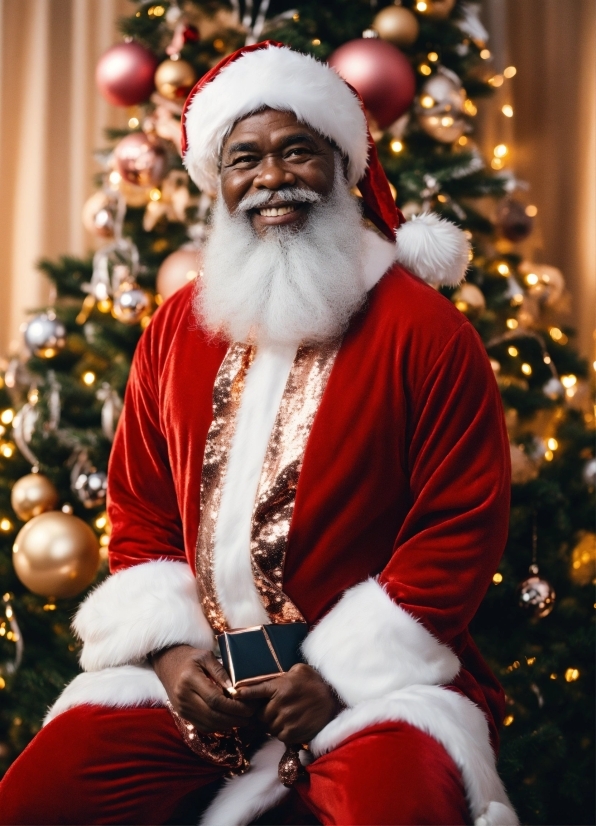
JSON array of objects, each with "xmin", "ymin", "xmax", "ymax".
[
  {"xmin": 0, "ymin": 0, "xmax": 594, "ymax": 357},
  {"xmin": 0, "ymin": 0, "xmax": 133, "ymax": 355}
]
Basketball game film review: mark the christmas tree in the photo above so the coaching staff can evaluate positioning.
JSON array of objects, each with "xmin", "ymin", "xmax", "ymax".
[{"xmin": 0, "ymin": 2, "xmax": 593, "ymax": 823}]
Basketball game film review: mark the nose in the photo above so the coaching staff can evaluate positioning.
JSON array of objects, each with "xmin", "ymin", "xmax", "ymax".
[{"xmin": 252, "ymin": 155, "xmax": 296, "ymax": 190}]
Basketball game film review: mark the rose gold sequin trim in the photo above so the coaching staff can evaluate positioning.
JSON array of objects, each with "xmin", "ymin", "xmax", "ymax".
[
  {"xmin": 250, "ymin": 342, "xmax": 340, "ymax": 621},
  {"xmin": 195, "ymin": 343, "xmax": 255, "ymax": 634},
  {"xmin": 165, "ymin": 701, "xmax": 250, "ymax": 775}
]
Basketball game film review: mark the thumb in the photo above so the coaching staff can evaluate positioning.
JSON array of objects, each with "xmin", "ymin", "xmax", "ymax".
[
  {"xmin": 199, "ymin": 652, "xmax": 233, "ymax": 689},
  {"xmin": 236, "ymin": 679, "xmax": 279, "ymax": 702}
]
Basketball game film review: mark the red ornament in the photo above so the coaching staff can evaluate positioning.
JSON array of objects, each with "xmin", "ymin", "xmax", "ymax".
[
  {"xmin": 96, "ymin": 42, "xmax": 159, "ymax": 107},
  {"xmin": 114, "ymin": 133, "xmax": 168, "ymax": 188},
  {"xmin": 497, "ymin": 198, "xmax": 534, "ymax": 243},
  {"xmin": 328, "ymin": 39, "xmax": 416, "ymax": 130}
]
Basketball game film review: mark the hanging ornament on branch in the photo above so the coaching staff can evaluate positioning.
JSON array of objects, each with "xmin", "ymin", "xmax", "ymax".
[
  {"xmin": 24, "ymin": 312, "xmax": 66, "ymax": 359},
  {"xmin": 143, "ymin": 170, "xmax": 193, "ymax": 232},
  {"xmin": 11, "ymin": 374, "xmax": 61, "ymax": 470},
  {"xmin": 71, "ymin": 452, "xmax": 108, "ymax": 509},
  {"xmin": 82, "ymin": 190, "xmax": 120, "ymax": 239},
  {"xmin": 372, "ymin": 5, "xmax": 419, "ymax": 47},
  {"xmin": 83, "ymin": 237, "xmax": 140, "ymax": 306},
  {"xmin": 496, "ymin": 198, "xmax": 534, "ymax": 243},
  {"xmin": 0, "ymin": 593, "xmax": 23, "ymax": 682},
  {"xmin": 10, "ymin": 473, "xmax": 59, "ymax": 522},
  {"xmin": 96, "ymin": 42, "xmax": 159, "ymax": 107},
  {"xmin": 97, "ymin": 384, "xmax": 123, "ymax": 442},
  {"xmin": 112, "ymin": 276, "xmax": 153, "ymax": 325},
  {"xmin": 416, "ymin": 68, "xmax": 467, "ymax": 144},
  {"xmin": 154, "ymin": 59, "xmax": 197, "ymax": 102},
  {"xmin": 329, "ymin": 39, "xmax": 416, "ymax": 130},
  {"xmin": 13, "ymin": 512, "xmax": 100, "ymax": 599},
  {"xmin": 114, "ymin": 132, "xmax": 168, "ymax": 188},
  {"xmin": 452, "ymin": 283, "xmax": 486, "ymax": 318},
  {"xmin": 518, "ymin": 515, "xmax": 555, "ymax": 618},
  {"xmin": 518, "ymin": 262, "xmax": 566, "ymax": 308},
  {"xmin": 156, "ymin": 246, "xmax": 203, "ymax": 301},
  {"xmin": 166, "ymin": 21, "xmax": 200, "ymax": 58}
]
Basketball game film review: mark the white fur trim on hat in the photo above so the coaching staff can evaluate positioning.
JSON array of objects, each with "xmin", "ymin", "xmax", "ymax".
[
  {"xmin": 395, "ymin": 211, "xmax": 470, "ymax": 286},
  {"xmin": 183, "ymin": 45, "xmax": 369, "ymax": 193}
]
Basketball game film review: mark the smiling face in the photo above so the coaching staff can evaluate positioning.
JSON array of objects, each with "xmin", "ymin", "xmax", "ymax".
[{"xmin": 220, "ymin": 109, "xmax": 337, "ymax": 236}]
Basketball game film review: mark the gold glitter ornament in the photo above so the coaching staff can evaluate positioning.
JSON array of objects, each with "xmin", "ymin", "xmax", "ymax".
[
  {"xmin": 13, "ymin": 511, "xmax": 100, "ymax": 598},
  {"xmin": 10, "ymin": 473, "xmax": 59, "ymax": 522},
  {"xmin": 154, "ymin": 58, "xmax": 196, "ymax": 101},
  {"xmin": 278, "ymin": 744, "xmax": 307, "ymax": 787},
  {"xmin": 373, "ymin": 6, "xmax": 419, "ymax": 47},
  {"xmin": 518, "ymin": 568, "xmax": 556, "ymax": 618}
]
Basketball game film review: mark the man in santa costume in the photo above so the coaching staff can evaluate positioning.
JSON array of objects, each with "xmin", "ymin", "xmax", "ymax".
[{"xmin": 0, "ymin": 42, "xmax": 517, "ymax": 826}]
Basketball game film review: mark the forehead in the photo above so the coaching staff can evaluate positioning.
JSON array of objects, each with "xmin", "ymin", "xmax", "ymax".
[{"xmin": 222, "ymin": 109, "xmax": 329, "ymax": 152}]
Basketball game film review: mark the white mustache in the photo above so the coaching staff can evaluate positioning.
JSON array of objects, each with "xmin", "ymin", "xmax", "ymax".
[{"xmin": 235, "ymin": 187, "xmax": 323, "ymax": 213}]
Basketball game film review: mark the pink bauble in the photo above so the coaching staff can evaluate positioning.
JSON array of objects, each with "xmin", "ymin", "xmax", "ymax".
[
  {"xmin": 329, "ymin": 39, "xmax": 416, "ymax": 129},
  {"xmin": 156, "ymin": 248, "xmax": 202, "ymax": 300},
  {"xmin": 114, "ymin": 132, "xmax": 168, "ymax": 188},
  {"xmin": 96, "ymin": 42, "xmax": 159, "ymax": 107}
]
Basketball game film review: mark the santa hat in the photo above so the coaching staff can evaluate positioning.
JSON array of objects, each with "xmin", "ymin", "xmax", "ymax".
[{"xmin": 182, "ymin": 41, "xmax": 469, "ymax": 286}]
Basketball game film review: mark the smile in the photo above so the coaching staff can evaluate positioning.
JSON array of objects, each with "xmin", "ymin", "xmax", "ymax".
[{"xmin": 258, "ymin": 205, "xmax": 297, "ymax": 217}]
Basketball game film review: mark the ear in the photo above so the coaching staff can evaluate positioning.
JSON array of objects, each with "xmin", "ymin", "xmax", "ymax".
[{"xmin": 395, "ymin": 212, "xmax": 470, "ymax": 286}]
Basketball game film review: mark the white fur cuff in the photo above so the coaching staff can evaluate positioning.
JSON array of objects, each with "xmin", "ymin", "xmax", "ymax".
[
  {"xmin": 73, "ymin": 560, "xmax": 215, "ymax": 671},
  {"xmin": 302, "ymin": 578, "xmax": 460, "ymax": 706}
]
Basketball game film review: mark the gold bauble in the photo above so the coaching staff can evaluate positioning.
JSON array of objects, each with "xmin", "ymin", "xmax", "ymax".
[
  {"xmin": 570, "ymin": 532, "xmax": 596, "ymax": 586},
  {"xmin": 13, "ymin": 511, "xmax": 100, "ymax": 598},
  {"xmin": 452, "ymin": 283, "xmax": 486, "ymax": 317},
  {"xmin": 373, "ymin": 6, "xmax": 419, "ymax": 47},
  {"xmin": 154, "ymin": 59, "xmax": 196, "ymax": 101},
  {"xmin": 156, "ymin": 248, "xmax": 202, "ymax": 301},
  {"xmin": 425, "ymin": 0, "xmax": 457, "ymax": 19},
  {"xmin": 10, "ymin": 473, "xmax": 59, "ymax": 522},
  {"xmin": 519, "ymin": 262, "xmax": 565, "ymax": 308},
  {"xmin": 82, "ymin": 191, "xmax": 116, "ymax": 239}
]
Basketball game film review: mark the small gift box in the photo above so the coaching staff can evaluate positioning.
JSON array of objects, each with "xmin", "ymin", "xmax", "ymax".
[{"xmin": 217, "ymin": 623, "xmax": 308, "ymax": 689}]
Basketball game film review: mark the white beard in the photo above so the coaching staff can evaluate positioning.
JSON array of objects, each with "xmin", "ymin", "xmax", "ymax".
[{"xmin": 196, "ymin": 167, "xmax": 367, "ymax": 346}]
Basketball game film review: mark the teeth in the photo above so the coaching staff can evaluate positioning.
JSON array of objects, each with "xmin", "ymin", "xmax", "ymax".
[{"xmin": 259, "ymin": 206, "xmax": 296, "ymax": 217}]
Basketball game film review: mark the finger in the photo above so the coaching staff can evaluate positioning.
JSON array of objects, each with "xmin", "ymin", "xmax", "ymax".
[
  {"xmin": 182, "ymin": 694, "xmax": 254, "ymax": 732},
  {"xmin": 202, "ymin": 685, "xmax": 256, "ymax": 719},
  {"xmin": 236, "ymin": 680, "xmax": 279, "ymax": 702},
  {"xmin": 198, "ymin": 652, "xmax": 234, "ymax": 689}
]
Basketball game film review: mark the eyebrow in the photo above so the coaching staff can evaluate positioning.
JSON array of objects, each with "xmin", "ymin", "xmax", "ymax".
[{"xmin": 225, "ymin": 133, "xmax": 319, "ymax": 156}]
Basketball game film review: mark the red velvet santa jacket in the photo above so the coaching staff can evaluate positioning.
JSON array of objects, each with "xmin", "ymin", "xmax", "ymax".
[{"xmin": 46, "ymin": 250, "xmax": 516, "ymax": 826}]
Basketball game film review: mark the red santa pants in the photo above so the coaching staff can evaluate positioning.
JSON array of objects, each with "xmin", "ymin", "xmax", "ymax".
[{"xmin": 0, "ymin": 705, "xmax": 470, "ymax": 825}]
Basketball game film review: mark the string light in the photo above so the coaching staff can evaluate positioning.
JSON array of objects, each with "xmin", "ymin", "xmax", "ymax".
[
  {"xmin": 561, "ymin": 374, "xmax": 577, "ymax": 388},
  {"xmin": 100, "ymin": 534, "xmax": 110, "ymax": 547},
  {"xmin": 526, "ymin": 657, "xmax": 536, "ymax": 665},
  {"xmin": 550, "ymin": 673, "xmax": 557, "ymax": 680},
  {"xmin": 492, "ymin": 572, "xmax": 503, "ymax": 584},
  {"xmin": 494, "ymin": 144, "xmax": 508, "ymax": 158},
  {"xmin": 464, "ymin": 99, "xmax": 477, "ymax": 116},
  {"xmin": 427, "ymin": 51, "xmax": 439, "ymax": 62},
  {"xmin": 0, "ymin": 409, "xmax": 14, "ymax": 425},
  {"xmin": 565, "ymin": 668, "xmax": 580, "ymax": 682},
  {"xmin": 0, "ymin": 677, "xmax": 5, "ymax": 690},
  {"xmin": 508, "ymin": 346, "xmax": 518, "ymax": 357},
  {"xmin": 0, "ymin": 518, "xmax": 13, "ymax": 532},
  {"xmin": 437, "ymin": 194, "xmax": 447, "ymax": 203},
  {"xmin": 547, "ymin": 438, "xmax": 558, "ymax": 451},
  {"xmin": 95, "ymin": 514, "xmax": 107, "ymax": 530},
  {"xmin": 502, "ymin": 104, "xmax": 514, "ymax": 117},
  {"xmin": 128, "ymin": 117, "xmax": 139, "ymax": 129},
  {"xmin": 311, "ymin": 38, "xmax": 321, "ymax": 46},
  {"xmin": 491, "ymin": 158, "xmax": 503, "ymax": 170},
  {"xmin": 420, "ymin": 95, "xmax": 435, "ymax": 109},
  {"xmin": 149, "ymin": 188, "xmax": 162, "ymax": 201},
  {"xmin": 526, "ymin": 272, "xmax": 539, "ymax": 285},
  {"xmin": 147, "ymin": 5, "xmax": 165, "ymax": 16},
  {"xmin": 480, "ymin": 49, "xmax": 491, "ymax": 59},
  {"xmin": 390, "ymin": 139, "xmax": 403, "ymax": 153},
  {"xmin": 292, "ymin": 12, "xmax": 300, "ymax": 21},
  {"xmin": 416, "ymin": 1, "xmax": 428, "ymax": 11},
  {"xmin": 82, "ymin": 371, "xmax": 96, "ymax": 386},
  {"xmin": 503, "ymin": 715, "xmax": 514, "ymax": 726},
  {"xmin": 549, "ymin": 327, "xmax": 564, "ymax": 341},
  {"xmin": 497, "ymin": 262, "xmax": 510, "ymax": 276},
  {"xmin": 419, "ymin": 64, "xmax": 432, "ymax": 76},
  {"xmin": 525, "ymin": 205, "xmax": 538, "ymax": 217},
  {"xmin": 458, "ymin": 136, "xmax": 468, "ymax": 146},
  {"xmin": 543, "ymin": 355, "xmax": 552, "ymax": 364},
  {"xmin": 0, "ymin": 443, "xmax": 15, "ymax": 458},
  {"xmin": 504, "ymin": 66, "xmax": 517, "ymax": 78},
  {"xmin": 213, "ymin": 39, "xmax": 225, "ymax": 52},
  {"xmin": 506, "ymin": 318, "xmax": 518, "ymax": 329},
  {"xmin": 489, "ymin": 75, "xmax": 504, "ymax": 87},
  {"xmin": 544, "ymin": 450, "xmax": 554, "ymax": 462},
  {"xmin": 521, "ymin": 363, "xmax": 532, "ymax": 376}
]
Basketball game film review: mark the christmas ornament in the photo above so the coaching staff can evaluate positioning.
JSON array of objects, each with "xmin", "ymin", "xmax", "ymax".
[
  {"xmin": 118, "ymin": 180, "xmax": 154, "ymax": 208},
  {"xmin": 509, "ymin": 443, "xmax": 539, "ymax": 484},
  {"xmin": 372, "ymin": 5, "xmax": 419, "ymax": 47},
  {"xmin": 519, "ymin": 262, "xmax": 565, "ymax": 308},
  {"xmin": 570, "ymin": 532, "xmax": 596, "ymax": 585},
  {"xmin": 518, "ymin": 567, "xmax": 556, "ymax": 618},
  {"xmin": 71, "ymin": 453, "xmax": 108, "ymax": 509},
  {"xmin": 114, "ymin": 132, "xmax": 168, "ymax": 188},
  {"xmin": 423, "ymin": 0, "xmax": 457, "ymax": 19},
  {"xmin": 82, "ymin": 191, "xmax": 118, "ymax": 238},
  {"xmin": 452, "ymin": 283, "xmax": 485, "ymax": 317},
  {"xmin": 166, "ymin": 23, "xmax": 199, "ymax": 58},
  {"xmin": 582, "ymin": 458, "xmax": 596, "ymax": 488},
  {"xmin": 84, "ymin": 239, "xmax": 140, "ymax": 303},
  {"xmin": 13, "ymin": 511, "xmax": 100, "ymax": 598},
  {"xmin": 497, "ymin": 199, "xmax": 534, "ymax": 243},
  {"xmin": 95, "ymin": 42, "xmax": 158, "ymax": 107},
  {"xmin": 329, "ymin": 39, "xmax": 416, "ymax": 129},
  {"xmin": 10, "ymin": 473, "xmax": 59, "ymax": 522},
  {"xmin": 155, "ymin": 59, "xmax": 196, "ymax": 101},
  {"xmin": 156, "ymin": 247, "xmax": 202, "ymax": 300},
  {"xmin": 416, "ymin": 68, "xmax": 466, "ymax": 144},
  {"xmin": 143, "ymin": 170, "xmax": 193, "ymax": 232},
  {"xmin": 0, "ymin": 594, "xmax": 23, "ymax": 680},
  {"xmin": 24, "ymin": 313, "xmax": 66, "ymax": 359},
  {"xmin": 97, "ymin": 384, "xmax": 123, "ymax": 442},
  {"xmin": 543, "ymin": 377, "xmax": 564, "ymax": 400},
  {"xmin": 112, "ymin": 282, "xmax": 152, "ymax": 325}
]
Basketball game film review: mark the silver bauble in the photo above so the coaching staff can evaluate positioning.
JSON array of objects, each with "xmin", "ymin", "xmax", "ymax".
[
  {"xmin": 518, "ymin": 570, "xmax": 556, "ymax": 618},
  {"xmin": 72, "ymin": 469, "xmax": 108, "ymax": 509},
  {"xmin": 582, "ymin": 458, "xmax": 596, "ymax": 488},
  {"xmin": 24, "ymin": 314, "xmax": 67, "ymax": 358},
  {"xmin": 112, "ymin": 284, "xmax": 152, "ymax": 325},
  {"xmin": 416, "ymin": 69, "xmax": 466, "ymax": 144}
]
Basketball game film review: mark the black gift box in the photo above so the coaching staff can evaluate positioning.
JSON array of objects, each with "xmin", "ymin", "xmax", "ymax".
[{"xmin": 217, "ymin": 623, "xmax": 308, "ymax": 688}]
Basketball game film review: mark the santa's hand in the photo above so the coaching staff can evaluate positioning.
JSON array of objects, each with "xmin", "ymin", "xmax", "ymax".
[
  {"xmin": 150, "ymin": 644, "xmax": 256, "ymax": 733},
  {"xmin": 236, "ymin": 663, "xmax": 343, "ymax": 743}
]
